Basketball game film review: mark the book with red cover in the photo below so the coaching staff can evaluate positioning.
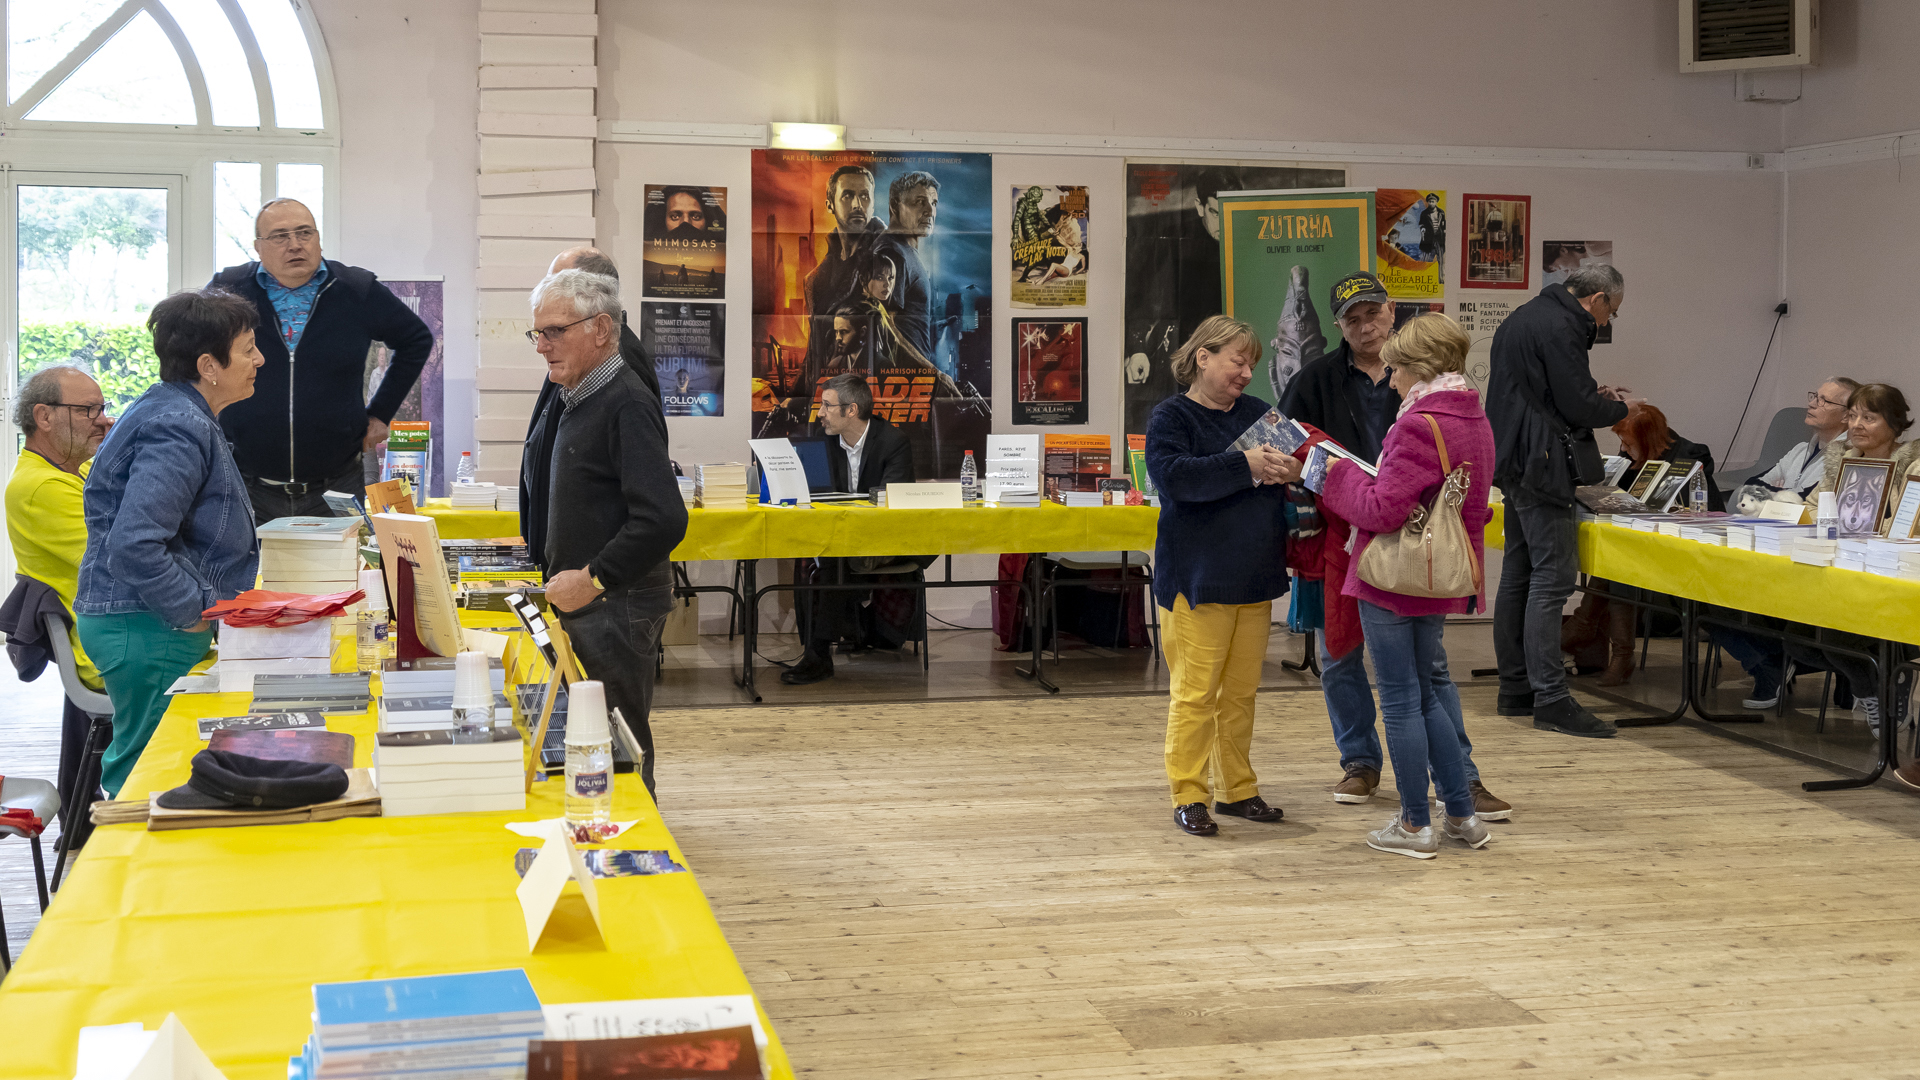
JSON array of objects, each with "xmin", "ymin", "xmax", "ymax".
[
  {"xmin": 526, "ymin": 1026, "xmax": 759, "ymax": 1079},
  {"xmin": 208, "ymin": 728, "xmax": 354, "ymax": 770}
]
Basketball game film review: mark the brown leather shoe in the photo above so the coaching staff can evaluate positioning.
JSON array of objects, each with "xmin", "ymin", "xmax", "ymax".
[
  {"xmin": 1174, "ymin": 802, "xmax": 1218, "ymax": 835},
  {"xmin": 1893, "ymin": 762, "xmax": 1920, "ymax": 791},
  {"xmin": 1470, "ymin": 780, "xmax": 1512, "ymax": 821},
  {"xmin": 1333, "ymin": 765, "xmax": 1380, "ymax": 804}
]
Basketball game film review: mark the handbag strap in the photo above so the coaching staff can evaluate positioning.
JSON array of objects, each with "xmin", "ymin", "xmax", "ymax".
[{"xmin": 1419, "ymin": 413, "xmax": 1452, "ymax": 475}]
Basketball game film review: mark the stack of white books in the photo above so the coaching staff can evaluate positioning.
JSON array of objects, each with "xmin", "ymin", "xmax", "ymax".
[
  {"xmin": 1679, "ymin": 524, "xmax": 1727, "ymax": 545},
  {"xmin": 1790, "ymin": 537, "xmax": 1837, "ymax": 566},
  {"xmin": 1057, "ymin": 490, "xmax": 1107, "ymax": 508},
  {"xmin": 1835, "ymin": 537, "xmax": 1876, "ymax": 572},
  {"xmin": 494, "ymin": 485, "xmax": 518, "ymax": 510},
  {"xmin": 258, "ymin": 516, "xmax": 362, "ymax": 594},
  {"xmin": 1864, "ymin": 538, "xmax": 1920, "ymax": 578},
  {"xmin": 1656, "ymin": 520, "xmax": 1686, "ymax": 538},
  {"xmin": 694, "ymin": 462, "xmax": 748, "ymax": 508},
  {"xmin": 676, "ymin": 475, "xmax": 697, "ymax": 506},
  {"xmin": 449, "ymin": 481, "xmax": 499, "ymax": 509},
  {"xmin": 372, "ymin": 729, "xmax": 527, "ymax": 817},
  {"xmin": 216, "ymin": 621, "xmax": 334, "ymax": 693},
  {"xmin": 995, "ymin": 487, "xmax": 1041, "ymax": 507},
  {"xmin": 1754, "ymin": 523, "xmax": 1817, "ymax": 556},
  {"xmin": 291, "ymin": 968, "xmax": 543, "ymax": 1079},
  {"xmin": 380, "ymin": 694, "xmax": 515, "ymax": 732}
]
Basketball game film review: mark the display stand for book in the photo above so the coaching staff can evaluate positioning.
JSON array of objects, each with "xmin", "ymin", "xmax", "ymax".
[
  {"xmin": 391, "ymin": 556, "xmax": 437, "ymax": 662},
  {"xmin": 525, "ymin": 620, "xmax": 587, "ymax": 792}
]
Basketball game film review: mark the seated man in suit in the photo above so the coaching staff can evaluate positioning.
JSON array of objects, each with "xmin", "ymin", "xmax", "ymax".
[{"xmin": 782, "ymin": 373, "xmax": 916, "ymax": 685}]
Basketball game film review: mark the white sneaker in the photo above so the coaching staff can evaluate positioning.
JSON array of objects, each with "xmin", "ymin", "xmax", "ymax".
[
  {"xmin": 1441, "ymin": 813, "xmax": 1492, "ymax": 849},
  {"xmin": 1859, "ymin": 696, "xmax": 1882, "ymax": 737},
  {"xmin": 1366, "ymin": 816, "xmax": 1438, "ymax": 859},
  {"xmin": 1742, "ymin": 661, "xmax": 1792, "ymax": 710}
]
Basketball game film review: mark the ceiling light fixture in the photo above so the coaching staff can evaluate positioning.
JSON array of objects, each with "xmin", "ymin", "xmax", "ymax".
[{"xmin": 768, "ymin": 122, "xmax": 846, "ymax": 151}]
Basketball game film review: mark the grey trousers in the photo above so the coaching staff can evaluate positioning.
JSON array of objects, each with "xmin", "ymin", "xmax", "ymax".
[
  {"xmin": 1494, "ymin": 498, "xmax": 1579, "ymax": 706},
  {"xmin": 555, "ymin": 582, "xmax": 672, "ymax": 798}
]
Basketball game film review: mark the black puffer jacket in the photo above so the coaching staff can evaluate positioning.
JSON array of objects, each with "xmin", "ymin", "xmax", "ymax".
[{"xmin": 1486, "ymin": 284, "xmax": 1629, "ymax": 506}]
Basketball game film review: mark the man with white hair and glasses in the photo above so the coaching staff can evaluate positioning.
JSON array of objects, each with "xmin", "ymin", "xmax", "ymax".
[{"xmin": 520, "ymin": 269, "xmax": 687, "ymax": 798}]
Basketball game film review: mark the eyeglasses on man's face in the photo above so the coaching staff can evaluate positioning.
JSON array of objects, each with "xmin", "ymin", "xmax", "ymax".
[
  {"xmin": 524, "ymin": 316, "xmax": 594, "ymax": 344},
  {"xmin": 1808, "ymin": 391, "xmax": 1849, "ymax": 409},
  {"xmin": 256, "ymin": 227, "xmax": 318, "ymax": 247},
  {"xmin": 50, "ymin": 402, "xmax": 106, "ymax": 421}
]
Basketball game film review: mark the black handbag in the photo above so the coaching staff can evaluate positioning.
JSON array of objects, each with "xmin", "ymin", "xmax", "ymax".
[{"xmin": 1512, "ymin": 368, "xmax": 1606, "ymax": 487}]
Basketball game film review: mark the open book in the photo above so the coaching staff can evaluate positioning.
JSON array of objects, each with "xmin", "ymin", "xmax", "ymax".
[{"xmin": 1232, "ymin": 406, "xmax": 1376, "ymax": 489}]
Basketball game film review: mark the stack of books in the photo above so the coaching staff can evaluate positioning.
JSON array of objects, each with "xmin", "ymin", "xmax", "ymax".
[
  {"xmin": 215, "ymin": 620, "xmax": 335, "ymax": 693},
  {"xmin": 291, "ymin": 969, "xmax": 544, "ymax": 1080},
  {"xmin": 257, "ymin": 518, "xmax": 363, "ymax": 638},
  {"xmin": 380, "ymin": 656, "xmax": 510, "ymax": 733},
  {"xmin": 1678, "ymin": 524, "xmax": 1727, "ymax": 545},
  {"xmin": 373, "ymin": 729, "xmax": 526, "ymax": 817},
  {"xmin": 443, "ymin": 537, "xmax": 538, "ymax": 585},
  {"xmin": 1836, "ymin": 537, "xmax": 1876, "ymax": 572},
  {"xmin": 496, "ymin": 485, "xmax": 518, "ymax": 510},
  {"xmin": 1054, "ymin": 489, "xmax": 1108, "ymax": 508},
  {"xmin": 250, "ymin": 672, "xmax": 373, "ymax": 715},
  {"xmin": 1865, "ymin": 539, "xmax": 1920, "ymax": 579},
  {"xmin": 1790, "ymin": 537, "xmax": 1838, "ymax": 566},
  {"xmin": 449, "ymin": 481, "xmax": 499, "ymax": 509},
  {"xmin": 695, "ymin": 463, "xmax": 748, "ymax": 508},
  {"xmin": 676, "ymin": 475, "xmax": 697, "ymax": 507},
  {"xmin": 1753, "ymin": 523, "xmax": 1817, "ymax": 556}
]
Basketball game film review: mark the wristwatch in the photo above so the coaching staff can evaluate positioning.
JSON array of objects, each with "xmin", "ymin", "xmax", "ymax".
[{"xmin": 589, "ymin": 569, "xmax": 605, "ymax": 591}]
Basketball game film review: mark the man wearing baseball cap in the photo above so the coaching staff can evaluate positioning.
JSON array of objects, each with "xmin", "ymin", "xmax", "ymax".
[{"xmin": 1279, "ymin": 270, "xmax": 1508, "ymax": 820}]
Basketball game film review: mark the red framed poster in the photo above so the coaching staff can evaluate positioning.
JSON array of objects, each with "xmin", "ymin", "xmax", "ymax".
[
  {"xmin": 1013, "ymin": 318, "xmax": 1087, "ymax": 425},
  {"xmin": 1460, "ymin": 193, "xmax": 1531, "ymax": 290}
]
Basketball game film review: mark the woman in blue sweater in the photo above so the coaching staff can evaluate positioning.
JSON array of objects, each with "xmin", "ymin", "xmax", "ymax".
[{"xmin": 1145, "ymin": 316, "xmax": 1301, "ymax": 836}]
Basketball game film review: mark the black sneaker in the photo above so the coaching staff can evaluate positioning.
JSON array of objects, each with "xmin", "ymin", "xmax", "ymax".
[
  {"xmin": 1174, "ymin": 802, "xmax": 1219, "ymax": 835},
  {"xmin": 1214, "ymin": 795, "xmax": 1283, "ymax": 822},
  {"xmin": 1496, "ymin": 692, "xmax": 1535, "ymax": 717},
  {"xmin": 1532, "ymin": 697, "xmax": 1617, "ymax": 738}
]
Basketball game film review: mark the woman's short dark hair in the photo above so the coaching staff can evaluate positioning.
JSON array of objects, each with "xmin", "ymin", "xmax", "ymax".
[
  {"xmin": 1848, "ymin": 382, "xmax": 1913, "ymax": 437},
  {"xmin": 148, "ymin": 289, "xmax": 257, "ymax": 383}
]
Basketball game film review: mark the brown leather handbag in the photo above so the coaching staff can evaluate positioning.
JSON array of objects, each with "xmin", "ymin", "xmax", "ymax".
[{"xmin": 1356, "ymin": 413, "xmax": 1482, "ymax": 599}]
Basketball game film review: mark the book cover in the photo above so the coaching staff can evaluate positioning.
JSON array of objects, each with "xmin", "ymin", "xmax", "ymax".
[
  {"xmin": 312, "ymin": 969, "xmax": 543, "ymax": 1045},
  {"xmin": 526, "ymin": 1027, "xmax": 760, "ymax": 1080},
  {"xmin": 1626, "ymin": 460, "xmax": 1669, "ymax": 502},
  {"xmin": 1229, "ymin": 406, "xmax": 1312, "ymax": 456},
  {"xmin": 370, "ymin": 512, "xmax": 464, "ymax": 657},
  {"xmin": 209, "ymin": 727, "xmax": 353, "ymax": 769},
  {"xmin": 1576, "ymin": 485, "xmax": 1652, "ymax": 515},
  {"xmin": 198, "ymin": 712, "xmax": 328, "ymax": 740}
]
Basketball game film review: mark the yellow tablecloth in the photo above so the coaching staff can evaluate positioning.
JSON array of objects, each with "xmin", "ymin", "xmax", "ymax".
[
  {"xmin": 1487, "ymin": 503, "xmax": 1920, "ymax": 645},
  {"xmin": 0, "ymin": 615, "xmax": 793, "ymax": 1080},
  {"xmin": 421, "ymin": 497, "xmax": 1163, "ymax": 561}
]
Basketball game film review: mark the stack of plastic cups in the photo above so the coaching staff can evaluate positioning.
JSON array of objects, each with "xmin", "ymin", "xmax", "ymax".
[{"xmin": 451, "ymin": 649, "xmax": 493, "ymax": 744}]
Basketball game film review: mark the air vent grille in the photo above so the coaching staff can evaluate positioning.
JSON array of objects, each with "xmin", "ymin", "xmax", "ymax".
[{"xmin": 1696, "ymin": 0, "xmax": 1794, "ymax": 61}]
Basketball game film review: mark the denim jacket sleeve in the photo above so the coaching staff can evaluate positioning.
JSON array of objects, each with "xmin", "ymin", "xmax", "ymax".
[{"xmin": 104, "ymin": 420, "xmax": 218, "ymax": 628}]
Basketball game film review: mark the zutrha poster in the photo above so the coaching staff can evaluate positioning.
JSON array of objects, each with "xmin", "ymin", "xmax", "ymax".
[
  {"xmin": 1122, "ymin": 162, "xmax": 1343, "ymax": 435},
  {"xmin": 751, "ymin": 149, "xmax": 992, "ymax": 477},
  {"xmin": 1217, "ymin": 189, "xmax": 1375, "ymax": 405}
]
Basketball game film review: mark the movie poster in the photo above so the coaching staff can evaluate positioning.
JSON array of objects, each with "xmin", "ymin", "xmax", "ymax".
[
  {"xmin": 1217, "ymin": 189, "xmax": 1375, "ymax": 405},
  {"xmin": 363, "ymin": 279, "xmax": 445, "ymax": 496},
  {"xmin": 1375, "ymin": 189, "xmax": 1446, "ymax": 300},
  {"xmin": 1543, "ymin": 240, "xmax": 1615, "ymax": 343},
  {"xmin": 751, "ymin": 149, "xmax": 992, "ymax": 477},
  {"xmin": 1013, "ymin": 318, "xmax": 1087, "ymax": 425},
  {"xmin": 1461, "ymin": 193, "xmax": 1530, "ymax": 290},
  {"xmin": 639, "ymin": 301, "xmax": 723, "ymax": 416},
  {"xmin": 1122, "ymin": 161, "xmax": 1344, "ymax": 435},
  {"xmin": 1010, "ymin": 185, "xmax": 1089, "ymax": 308},
  {"xmin": 642, "ymin": 185, "xmax": 726, "ymax": 300},
  {"xmin": 1455, "ymin": 295, "xmax": 1518, "ymax": 393},
  {"xmin": 1392, "ymin": 301, "xmax": 1445, "ymax": 331}
]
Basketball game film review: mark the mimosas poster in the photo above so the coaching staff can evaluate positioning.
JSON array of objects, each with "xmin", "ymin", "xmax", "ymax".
[
  {"xmin": 642, "ymin": 184, "xmax": 726, "ymax": 300},
  {"xmin": 751, "ymin": 149, "xmax": 993, "ymax": 477}
]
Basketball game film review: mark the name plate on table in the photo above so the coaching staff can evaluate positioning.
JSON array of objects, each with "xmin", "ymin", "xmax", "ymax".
[
  {"xmin": 748, "ymin": 438, "xmax": 811, "ymax": 506},
  {"xmin": 886, "ymin": 482, "xmax": 963, "ymax": 510}
]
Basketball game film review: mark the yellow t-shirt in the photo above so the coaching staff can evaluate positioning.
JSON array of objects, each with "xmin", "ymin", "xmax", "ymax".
[{"xmin": 5, "ymin": 451, "xmax": 101, "ymax": 689}]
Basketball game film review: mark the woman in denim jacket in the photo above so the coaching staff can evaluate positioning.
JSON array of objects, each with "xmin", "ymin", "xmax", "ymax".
[{"xmin": 76, "ymin": 289, "xmax": 263, "ymax": 796}]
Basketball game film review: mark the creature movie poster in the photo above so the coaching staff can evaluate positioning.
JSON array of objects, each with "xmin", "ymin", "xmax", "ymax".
[
  {"xmin": 642, "ymin": 185, "xmax": 726, "ymax": 300},
  {"xmin": 1543, "ymin": 240, "xmax": 1614, "ymax": 343},
  {"xmin": 1013, "ymin": 318, "xmax": 1088, "ymax": 425},
  {"xmin": 1461, "ymin": 193, "xmax": 1530, "ymax": 290},
  {"xmin": 1122, "ymin": 161, "xmax": 1344, "ymax": 435},
  {"xmin": 751, "ymin": 149, "xmax": 993, "ymax": 477},
  {"xmin": 1010, "ymin": 185, "xmax": 1089, "ymax": 308},
  {"xmin": 363, "ymin": 279, "xmax": 445, "ymax": 496},
  {"xmin": 1217, "ymin": 188, "xmax": 1375, "ymax": 406},
  {"xmin": 639, "ymin": 301, "xmax": 724, "ymax": 416},
  {"xmin": 1375, "ymin": 189, "xmax": 1446, "ymax": 300}
]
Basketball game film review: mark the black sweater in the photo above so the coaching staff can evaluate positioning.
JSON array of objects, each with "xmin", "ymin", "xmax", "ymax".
[
  {"xmin": 210, "ymin": 261, "xmax": 435, "ymax": 481},
  {"xmin": 541, "ymin": 363, "xmax": 687, "ymax": 592}
]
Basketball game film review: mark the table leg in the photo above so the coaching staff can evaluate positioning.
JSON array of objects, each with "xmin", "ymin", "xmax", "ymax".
[
  {"xmin": 1803, "ymin": 638, "xmax": 1894, "ymax": 791},
  {"xmin": 1612, "ymin": 599, "xmax": 1698, "ymax": 727},
  {"xmin": 739, "ymin": 559, "xmax": 762, "ymax": 703},
  {"xmin": 1686, "ymin": 601, "xmax": 1763, "ymax": 724},
  {"xmin": 1014, "ymin": 553, "xmax": 1059, "ymax": 693}
]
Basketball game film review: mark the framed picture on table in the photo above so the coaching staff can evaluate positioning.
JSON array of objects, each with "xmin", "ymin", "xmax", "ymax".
[
  {"xmin": 1834, "ymin": 458, "xmax": 1894, "ymax": 536},
  {"xmin": 1888, "ymin": 468, "xmax": 1920, "ymax": 537}
]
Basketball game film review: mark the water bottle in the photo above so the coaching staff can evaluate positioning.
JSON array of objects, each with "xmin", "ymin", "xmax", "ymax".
[
  {"xmin": 455, "ymin": 450, "xmax": 476, "ymax": 485},
  {"xmin": 451, "ymin": 649, "xmax": 494, "ymax": 744},
  {"xmin": 960, "ymin": 449, "xmax": 978, "ymax": 502},
  {"xmin": 563, "ymin": 680, "xmax": 614, "ymax": 831},
  {"xmin": 356, "ymin": 569, "xmax": 388, "ymax": 673}
]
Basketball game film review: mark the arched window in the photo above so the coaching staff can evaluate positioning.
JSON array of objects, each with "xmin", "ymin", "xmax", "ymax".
[{"xmin": 2, "ymin": 0, "xmax": 339, "ymax": 415}]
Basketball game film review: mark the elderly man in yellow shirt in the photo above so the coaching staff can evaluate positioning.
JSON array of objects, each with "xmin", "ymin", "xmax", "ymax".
[{"xmin": 7, "ymin": 365, "xmax": 113, "ymax": 689}]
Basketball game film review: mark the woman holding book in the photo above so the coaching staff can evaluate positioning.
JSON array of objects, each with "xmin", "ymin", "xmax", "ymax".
[
  {"xmin": 75, "ymin": 289, "xmax": 263, "ymax": 797},
  {"xmin": 1145, "ymin": 315, "xmax": 1300, "ymax": 837},
  {"xmin": 1319, "ymin": 314, "xmax": 1495, "ymax": 859}
]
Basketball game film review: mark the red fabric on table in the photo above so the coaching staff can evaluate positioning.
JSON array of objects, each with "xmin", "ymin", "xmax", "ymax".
[{"xmin": 202, "ymin": 589, "xmax": 366, "ymax": 627}]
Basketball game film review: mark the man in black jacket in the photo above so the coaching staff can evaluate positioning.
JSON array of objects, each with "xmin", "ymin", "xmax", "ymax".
[
  {"xmin": 209, "ymin": 199, "xmax": 434, "ymax": 520},
  {"xmin": 1486, "ymin": 265, "xmax": 1631, "ymax": 739},
  {"xmin": 522, "ymin": 270, "xmax": 687, "ymax": 797},
  {"xmin": 520, "ymin": 247, "xmax": 658, "ymax": 568},
  {"xmin": 782, "ymin": 373, "xmax": 917, "ymax": 685}
]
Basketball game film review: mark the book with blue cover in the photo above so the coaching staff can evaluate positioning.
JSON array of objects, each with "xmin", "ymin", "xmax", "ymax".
[
  {"xmin": 312, "ymin": 968, "xmax": 543, "ymax": 1049},
  {"xmin": 1229, "ymin": 407, "xmax": 1312, "ymax": 456}
]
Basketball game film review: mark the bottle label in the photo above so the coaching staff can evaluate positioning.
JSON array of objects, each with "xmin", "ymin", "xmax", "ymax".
[{"xmin": 572, "ymin": 769, "xmax": 609, "ymax": 797}]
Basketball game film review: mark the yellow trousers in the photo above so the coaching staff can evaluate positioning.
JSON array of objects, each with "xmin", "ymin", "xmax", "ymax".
[{"xmin": 1161, "ymin": 596, "xmax": 1272, "ymax": 808}]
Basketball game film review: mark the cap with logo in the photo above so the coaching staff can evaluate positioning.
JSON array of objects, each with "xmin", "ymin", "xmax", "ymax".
[
  {"xmin": 1330, "ymin": 271, "xmax": 1390, "ymax": 320},
  {"xmin": 155, "ymin": 748, "xmax": 350, "ymax": 811}
]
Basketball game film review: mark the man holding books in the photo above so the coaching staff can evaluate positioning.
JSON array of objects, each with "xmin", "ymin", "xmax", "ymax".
[
  {"xmin": 522, "ymin": 269, "xmax": 686, "ymax": 797},
  {"xmin": 1280, "ymin": 272, "xmax": 1508, "ymax": 819}
]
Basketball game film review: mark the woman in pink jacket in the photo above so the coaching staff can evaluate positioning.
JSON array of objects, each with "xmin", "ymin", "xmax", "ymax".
[{"xmin": 1322, "ymin": 314, "xmax": 1496, "ymax": 860}]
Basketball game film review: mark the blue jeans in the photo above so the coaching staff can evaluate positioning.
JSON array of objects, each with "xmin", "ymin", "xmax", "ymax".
[
  {"xmin": 1357, "ymin": 601, "xmax": 1474, "ymax": 827},
  {"xmin": 1321, "ymin": 632, "xmax": 1480, "ymax": 785}
]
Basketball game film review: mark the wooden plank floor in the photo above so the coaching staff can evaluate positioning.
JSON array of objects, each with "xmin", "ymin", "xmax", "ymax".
[{"xmin": 654, "ymin": 680, "xmax": 1920, "ymax": 1079}]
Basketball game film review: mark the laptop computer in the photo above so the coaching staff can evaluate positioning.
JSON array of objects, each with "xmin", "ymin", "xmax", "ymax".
[{"xmin": 792, "ymin": 437, "xmax": 869, "ymax": 501}]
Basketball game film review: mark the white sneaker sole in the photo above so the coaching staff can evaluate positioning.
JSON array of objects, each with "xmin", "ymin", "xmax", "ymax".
[
  {"xmin": 1333, "ymin": 791, "xmax": 1374, "ymax": 804},
  {"xmin": 1366, "ymin": 837, "xmax": 1437, "ymax": 859},
  {"xmin": 1446, "ymin": 829, "xmax": 1493, "ymax": 849},
  {"xmin": 1741, "ymin": 697, "xmax": 1779, "ymax": 710},
  {"xmin": 1474, "ymin": 807, "xmax": 1513, "ymax": 822}
]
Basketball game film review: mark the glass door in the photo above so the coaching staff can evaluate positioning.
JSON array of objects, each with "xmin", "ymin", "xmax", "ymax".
[{"xmin": 3, "ymin": 171, "xmax": 182, "ymax": 578}]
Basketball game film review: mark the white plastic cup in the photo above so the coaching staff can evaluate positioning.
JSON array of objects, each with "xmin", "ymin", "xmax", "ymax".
[
  {"xmin": 566, "ymin": 679, "xmax": 610, "ymax": 745},
  {"xmin": 451, "ymin": 649, "xmax": 492, "ymax": 710},
  {"xmin": 358, "ymin": 568, "xmax": 388, "ymax": 614}
]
